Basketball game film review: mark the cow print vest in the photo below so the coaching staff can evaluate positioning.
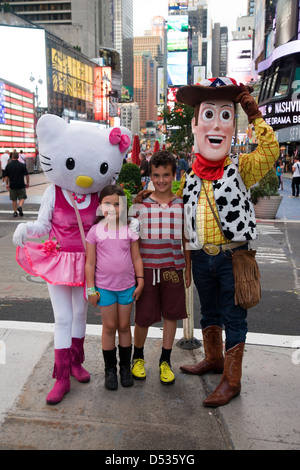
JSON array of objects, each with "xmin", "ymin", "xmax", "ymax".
[{"xmin": 183, "ymin": 155, "xmax": 257, "ymax": 249}]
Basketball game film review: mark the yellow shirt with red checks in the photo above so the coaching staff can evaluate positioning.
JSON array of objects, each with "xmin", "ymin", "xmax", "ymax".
[{"xmin": 178, "ymin": 118, "xmax": 279, "ymax": 245}]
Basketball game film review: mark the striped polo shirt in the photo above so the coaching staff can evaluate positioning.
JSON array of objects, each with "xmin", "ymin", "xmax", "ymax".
[{"xmin": 138, "ymin": 195, "xmax": 185, "ymax": 270}]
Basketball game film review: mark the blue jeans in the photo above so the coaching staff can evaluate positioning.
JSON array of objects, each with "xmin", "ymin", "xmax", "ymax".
[{"xmin": 191, "ymin": 245, "xmax": 248, "ymax": 350}]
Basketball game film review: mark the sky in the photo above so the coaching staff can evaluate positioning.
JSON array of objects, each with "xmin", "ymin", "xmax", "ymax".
[{"xmin": 133, "ymin": 0, "xmax": 249, "ymax": 38}]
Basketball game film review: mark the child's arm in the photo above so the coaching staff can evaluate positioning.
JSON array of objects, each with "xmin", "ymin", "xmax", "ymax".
[
  {"xmin": 130, "ymin": 239, "xmax": 144, "ymax": 301},
  {"xmin": 85, "ymin": 242, "xmax": 99, "ymax": 307},
  {"xmin": 183, "ymin": 231, "xmax": 191, "ymax": 289}
]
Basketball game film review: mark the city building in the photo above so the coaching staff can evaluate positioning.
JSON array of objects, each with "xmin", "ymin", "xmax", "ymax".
[
  {"xmin": 256, "ymin": 0, "xmax": 300, "ymax": 163},
  {"xmin": 212, "ymin": 24, "xmax": 228, "ymax": 77},
  {"xmin": 134, "ymin": 51, "xmax": 157, "ymax": 128},
  {"xmin": 119, "ymin": 102, "xmax": 140, "ymax": 136}
]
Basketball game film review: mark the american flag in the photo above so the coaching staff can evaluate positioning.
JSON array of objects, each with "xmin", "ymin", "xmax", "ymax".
[{"xmin": 0, "ymin": 79, "xmax": 36, "ymax": 157}]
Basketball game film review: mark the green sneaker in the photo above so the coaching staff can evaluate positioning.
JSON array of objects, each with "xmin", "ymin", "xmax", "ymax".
[
  {"xmin": 131, "ymin": 358, "xmax": 146, "ymax": 380},
  {"xmin": 160, "ymin": 361, "xmax": 175, "ymax": 385}
]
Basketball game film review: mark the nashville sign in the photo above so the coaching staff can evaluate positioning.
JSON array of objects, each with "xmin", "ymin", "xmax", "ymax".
[{"xmin": 259, "ymin": 100, "xmax": 300, "ymax": 127}]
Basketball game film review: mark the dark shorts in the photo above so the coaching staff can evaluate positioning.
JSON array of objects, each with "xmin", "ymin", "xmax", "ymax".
[
  {"xmin": 135, "ymin": 267, "xmax": 187, "ymax": 328},
  {"xmin": 10, "ymin": 188, "xmax": 27, "ymax": 201}
]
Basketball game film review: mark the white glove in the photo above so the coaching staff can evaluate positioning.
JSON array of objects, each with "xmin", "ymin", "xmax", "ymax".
[
  {"xmin": 129, "ymin": 217, "xmax": 140, "ymax": 234},
  {"xmin": 13, "ymin": 223, "xmax": 28, "ymax": 247}
]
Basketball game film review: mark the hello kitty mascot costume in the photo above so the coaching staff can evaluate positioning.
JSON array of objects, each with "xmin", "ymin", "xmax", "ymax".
[{"xmin": 13, "ymin": 114, "xmax": 131, "ymax": 404}]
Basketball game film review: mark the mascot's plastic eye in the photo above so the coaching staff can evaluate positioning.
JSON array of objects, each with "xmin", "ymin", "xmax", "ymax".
[
  {"xmin": 202, "ymin": 109, "xmax": 215, "ymax": 121},
  {"xmin": 220, "ymin": 109, "xmax": 233, "ymax": 122},
  {"xmin": 100, "ymin": 162, "xmax": 109, "ymax": 174},
  {"xmin": 66, "ymin": 158, "xmax": 75, "ymax": 170}
]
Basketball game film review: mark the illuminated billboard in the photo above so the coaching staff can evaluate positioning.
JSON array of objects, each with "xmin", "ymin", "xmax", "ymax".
[
  {"xmin": 51, "ymin": 48, "xmax": 93, "ymax": 103},
  {"xmin": 0, "ymin": 79, "xmax": 36, "ymax": 157},
  {"xmin": 94, "ymin": 67, "xmax": 112, "ymax": 121},
  {"xmin": 227, "ymin": 40, "xmax": 253, "ymax": 84},
  {"xmin": 167, "ymin": 15, "xmax": 188, "ymax": 51},
  {"xmin": 0, "ymin": 25, "xmax": 48, "ymax": 108},
  {"xmin": 168, "ymin": 1, "xmax": 188, "ymax": 11},
  {"xmin": 167, "ymin": 15, "xmax": 188, "ymax": 86}
]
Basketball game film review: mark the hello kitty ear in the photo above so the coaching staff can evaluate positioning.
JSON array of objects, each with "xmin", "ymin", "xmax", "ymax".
[
  {"xmin": 37, "ymin": 114, "xmax": 68, "ymax": 142},
  {"xmin": 109, "ymin": 127, "xmax": 131, "ymax": 153}
]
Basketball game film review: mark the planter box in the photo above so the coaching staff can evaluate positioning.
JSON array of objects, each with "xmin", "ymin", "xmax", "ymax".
[{"xmin": 253, "ymin": 195, "xmax": 283, "ymax": 219}]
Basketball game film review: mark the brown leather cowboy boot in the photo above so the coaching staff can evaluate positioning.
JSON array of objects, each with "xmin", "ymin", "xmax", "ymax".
[
  {"xmin": 203, "ymin": 342, "xmax": 245, "ymax": 407},
  {"xmin": 180, "ymin": 325, "xmax": 224, "ymax": 375}
]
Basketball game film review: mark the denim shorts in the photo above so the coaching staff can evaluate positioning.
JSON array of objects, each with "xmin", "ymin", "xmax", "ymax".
[{"xmin": 96, "ymin": 285, "xmax": 136, "ymax": 306}]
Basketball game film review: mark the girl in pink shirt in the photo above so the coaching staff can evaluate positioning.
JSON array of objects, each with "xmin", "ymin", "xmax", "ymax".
[{"xmin": 85, "ymin": 185, "xmax": 144, "ymax": 390}]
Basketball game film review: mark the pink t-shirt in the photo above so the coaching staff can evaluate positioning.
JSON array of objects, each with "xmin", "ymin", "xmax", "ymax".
[{"xmin": 86, "ymin": 223, "xmax": 139, "ymax": 291}]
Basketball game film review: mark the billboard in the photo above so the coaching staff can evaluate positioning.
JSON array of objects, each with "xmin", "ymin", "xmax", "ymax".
[
  {"xmin": 168, "ymin": 1, "xmax": 188, "ymax": 11},
  {"xmin": 51, "ymin": 48, "xmax": 93, "ymax": 103},
  {"xmin": 167, "ymin": 15, "xmax": 188, "ymax": 86},
  {"xmin": 227, "ymin": 40, "xmax": 253, "ymax": 84},
  {"xmin": 0, "ymin": 25, "xmax": 48, "ymax": 108},
  {"xmin": 0, "ymin": 79, "xmax": 36, "ymax": 157},
  {"xmin": 94, "ymin": 67, "xmax": 112, "ymax": 122}
]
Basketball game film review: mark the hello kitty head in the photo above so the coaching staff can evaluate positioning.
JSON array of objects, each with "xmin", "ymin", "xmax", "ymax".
[{"xmin": 36, "ymin": 114, "xmax": 131, "ymax": 195}]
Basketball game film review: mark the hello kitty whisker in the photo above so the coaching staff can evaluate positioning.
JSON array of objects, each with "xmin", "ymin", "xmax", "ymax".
[{"xmin": 39, "ymin": 153, "xmax": 51, "ymax": 160}]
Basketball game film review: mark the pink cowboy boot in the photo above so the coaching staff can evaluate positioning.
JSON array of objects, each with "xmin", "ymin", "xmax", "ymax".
[
  {"xmin": 70, "ymin": 337, "xmax": 90, "ymax": 383},
  {"xmin": 46, "ymin": 348, "xmax": 71, "ymax": 405}
]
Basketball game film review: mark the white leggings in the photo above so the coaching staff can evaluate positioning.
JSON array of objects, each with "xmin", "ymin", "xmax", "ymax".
[{"xmin": 47, "ymin": 284, "xmax": 88, "ymax": 349}]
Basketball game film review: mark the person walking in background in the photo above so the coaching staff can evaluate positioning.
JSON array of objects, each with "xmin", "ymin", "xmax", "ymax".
[
  {"xmin": 139, "ymin": 151, "xmax": 150, "ymax": 189},
  {"xmin": 290, "ymin": 155, "xmax": 300, "ymax": 197},
  {"xmin": 18, "ymin": 150, "xmax": 26, "ymax": 164},
  {"xmin": 1, "ymin": 149, "xmax": 10, "ymax": 185},
  {"xmin": 5, "ymin": 150, "xmax": 29, "ymax": 217},
  {"xmin": 276, "ymin": 158, "xmax": 284, "ymax": 190},
  {"xmin": 85, "ymin": 185, "xmax": 144, "ymax": 391}
]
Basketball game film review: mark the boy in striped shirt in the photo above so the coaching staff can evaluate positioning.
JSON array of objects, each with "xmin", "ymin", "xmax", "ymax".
[{"xmin": 131, "ymin": 151, "xmax": 190, "ymax": 384}]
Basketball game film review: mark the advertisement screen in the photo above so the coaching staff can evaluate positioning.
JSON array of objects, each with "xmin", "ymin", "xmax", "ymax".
[
  {"xmin": 227, "ymin": 40, "xmax": 252, "ymax": 84},
  {"xmin": 0, "ymin": 25, "xmax": 48, "ymax": 108},
  {"xmin": 167, "ymin": 16, "xmax": 188, "ymax": 51},
  {"xmin": 0, "ymin": 80, "xmax": 36, "ymax": 157},
  {"xmin": 167, "ymin": 51, "xmax": 188, "ymax": 86}
]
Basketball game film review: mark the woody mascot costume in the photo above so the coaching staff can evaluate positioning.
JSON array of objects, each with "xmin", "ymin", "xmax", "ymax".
[{"xmin": 176, "ymin": 77, "xmax": 279, "ymax": 406}]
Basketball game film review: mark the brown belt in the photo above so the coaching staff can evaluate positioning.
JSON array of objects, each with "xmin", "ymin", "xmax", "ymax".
[{"xmin": 202, "ymin": 241, "xmax": 247, "ymax": 256}]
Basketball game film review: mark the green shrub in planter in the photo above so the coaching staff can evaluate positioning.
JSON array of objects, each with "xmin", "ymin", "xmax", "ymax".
[
  {"xmin": 250, "ymin": 167, "xmax": 279, "ymax": 205},
  {"xmin": 117, "ymin": 163, "xmax": 142, "ymax": 194}
]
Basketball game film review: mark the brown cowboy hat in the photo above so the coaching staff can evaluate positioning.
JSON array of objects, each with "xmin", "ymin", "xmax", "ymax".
[{"xmin": 176, "ymin": 77, "xmax": 254, "ymax": 108}]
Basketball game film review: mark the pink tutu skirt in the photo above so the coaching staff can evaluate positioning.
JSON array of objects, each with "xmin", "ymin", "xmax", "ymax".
[{"xmin": 16, "ymin": 241, "xmax": 85, "ymax": 286}]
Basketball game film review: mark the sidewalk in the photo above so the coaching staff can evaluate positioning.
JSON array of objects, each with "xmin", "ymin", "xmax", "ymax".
[{"xmin": 0, "ymin": 172, "xmax": 300, "ymax": 450}]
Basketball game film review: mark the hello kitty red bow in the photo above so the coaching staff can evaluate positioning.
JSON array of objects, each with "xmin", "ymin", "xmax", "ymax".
[{"xmin": 109, "ymin": 128, "xmax": 130, "ymax": 153}]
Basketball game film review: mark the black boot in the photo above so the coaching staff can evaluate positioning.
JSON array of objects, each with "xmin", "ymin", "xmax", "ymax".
[
  {"xmin": 102, "ymin": 348, "xmax": 118, "ymax": 390},
  {"xmin": 118, "ymin": 345, "xmax": 134, "ymax": 387}
]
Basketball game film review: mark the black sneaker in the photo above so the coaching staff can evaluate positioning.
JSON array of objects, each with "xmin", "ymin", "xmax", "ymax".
[
  {"xmin": 17, "ymin": 207, "xmax": 24, "ymax": 217},
  {"xmin": 13, "ymin": 212, "xmax": 18, "ymax": 217}
]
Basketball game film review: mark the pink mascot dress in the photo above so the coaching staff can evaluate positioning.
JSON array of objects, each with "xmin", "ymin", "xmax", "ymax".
[{"xmin": 13, "ymin": 115, "xmax": 131, "ymax": 404}]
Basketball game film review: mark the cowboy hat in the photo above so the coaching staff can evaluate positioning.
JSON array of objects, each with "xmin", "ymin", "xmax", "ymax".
[{"xmin": 176, "ymin": 77, "xmax": 254, "ymax": 108}]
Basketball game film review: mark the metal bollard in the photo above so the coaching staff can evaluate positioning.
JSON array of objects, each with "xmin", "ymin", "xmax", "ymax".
[{"xmin": 176, "ymin": 275, "xmax": 201, "ymax": 350}]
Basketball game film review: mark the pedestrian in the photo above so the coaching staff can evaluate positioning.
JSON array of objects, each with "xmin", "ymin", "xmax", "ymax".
[
  {"xmin": 13, "ymin": 114, "xmax": 132, "ymax": 405},
  {"xmin": 276, "ymin": 158, "xmax": 284, "ymax": 190},
  {"xmin": 5, "ymin": 150, "xmax": 29, "ymax": 217},
  {"xmin": 139, "ymin": 151, "xmax": 150, "ymax": 189},
  {"xmin": 18, "ymin": 150, "xmax": 26, "ymax": 164},
  {"xmin": 85, "ymin": 185, "xmax": 144, "ymax": 391},
  {"xmin": 176, "ymin": 151, "xmax": 188, "ymax": 181},
  {"xmin": 176, "ymin": 77, "xmax": 279, "ymax": 406},
  {"xmin": 1, "ymin": 149, "xmax": 10, "ymax": 185},
  {"xmin": 131, "ymin": 150, "xmax": 190, "ymax": 385},
  {"xmin": 290, "ymin": 156, "xmax": 300, "ymax": 197}
]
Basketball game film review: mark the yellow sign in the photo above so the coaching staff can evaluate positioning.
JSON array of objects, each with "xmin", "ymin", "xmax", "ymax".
[{"xmin": 51, "ymin": 48, "xmax": 93, "ymax": 102}]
